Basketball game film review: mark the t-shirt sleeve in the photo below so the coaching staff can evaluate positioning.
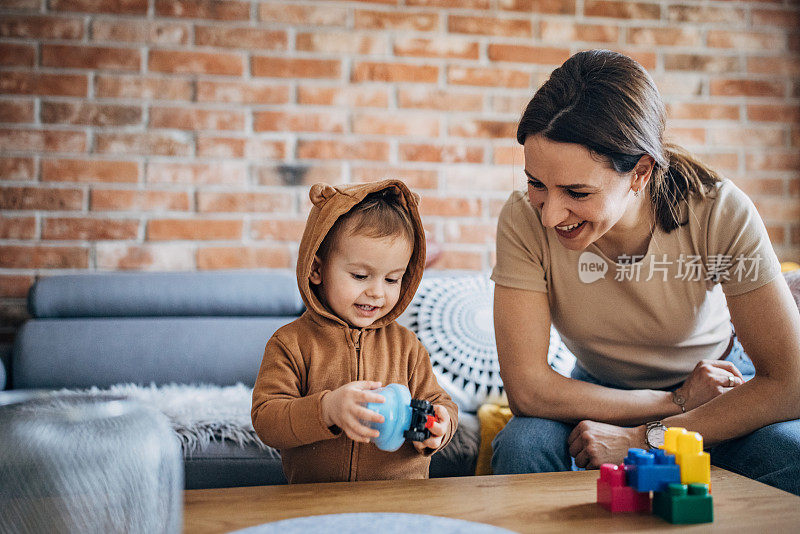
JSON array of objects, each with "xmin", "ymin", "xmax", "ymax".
[
  {"xmin": 490, "ymin": 191, "xmax": 549, "ymax": 293},
  {"xmin": 705, "ymin": 180, "xmax": 782, "ymax": 297}
]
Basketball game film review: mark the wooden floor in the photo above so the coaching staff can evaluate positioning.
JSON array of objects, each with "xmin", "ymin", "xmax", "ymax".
[{"xmin": 184, "ymin": 467, "xmax": 800, "ymax": 533}]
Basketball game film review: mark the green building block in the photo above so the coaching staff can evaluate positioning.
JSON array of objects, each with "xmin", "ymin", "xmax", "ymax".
[{"xmin": 653, "ymin": 483, "xmax": 713, "ymax": 524}]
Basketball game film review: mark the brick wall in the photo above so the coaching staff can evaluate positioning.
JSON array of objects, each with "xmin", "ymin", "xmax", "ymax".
[{"xmin": 1, "ymin": 0, "xmax": 799, "ymax": 344}]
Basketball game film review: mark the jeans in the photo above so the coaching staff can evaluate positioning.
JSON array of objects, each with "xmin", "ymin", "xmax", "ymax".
[{"xmin": 491, "ymin": 336, "xmax": 800, "ymax": 496}]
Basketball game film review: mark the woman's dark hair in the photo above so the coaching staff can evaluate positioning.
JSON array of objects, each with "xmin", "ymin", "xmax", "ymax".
[{"xmin": 516, "ymin": 49, "xmax": 720, "ymax": 233}]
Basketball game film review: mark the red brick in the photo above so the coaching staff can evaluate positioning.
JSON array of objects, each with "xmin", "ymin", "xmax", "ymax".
[
  {"xmin": 0, "ymin": 246, "xmax": 88, "ymax": 269},
  {"xmin": 0, "ymin": 217, "xmax": 35, "ymax": 239},
  {"xmin": 708, "ymin": 31, "xmax": 784, "ymax": 51},
  {"xmin": 298, "ymin": 86, "xmax": 389, "ymax": 108},
  {"xmin": 494, "ymin": 145, "xmax": 525, "ymax": 165},
  {"xmin": 664, "ymin": 54, "xmax": 740, "ymax": 74},
  {"xmin": 0, "ymin": 72, "xmax": 88, "ymax": 97},
  {"xmin": 0, "ymin": 15, "xmax": 83, "ymax": 39},
  {"xmin": 747, "ymin": 56, "xmax": 800, "ymax": 76},
  {"xmin": 196, "ymin": 246, "xmax": 292, "ymax": 270},
  {"xmin": 444, "ymin": 222, "xmax": 496, "ymax": 244},
  {"xmin": 0, "ymin": 186, "xmax": 83, "ymax": 210},
  {"xmin": 297, "ymin": 140, "xmax": 389, "ymax": 162},
  {"xmin": 250, "ymin": 219, "xmax": 307, "ymax": 241},
  {"xmin": 91, "ymin": 20, "xmax": 189, "ymax": 45},
  {"xmin": 488, "ymin": 44, "xmax": 569, "ymax": 65},
  {"xmin": 149, "ymin": 106, "xmax": 244, "ymax": 131},
  {"xmin": 429, "ymin": 250, "xmax": 483, "ymax": 270},
  {"xmin": 297, "ymin": 32, "xmax": 387, "ymax": 55},
  {"xmin": 666, "ymin": 102, "xmax": 740, "ymax": 121},
  {"xmin": 746, "ymin": 151, "xmax": 800, "ymax": 172},
  {"xmin": 42, "ymin": 45, "xmax": 140, "ymax": 71},
  {"xmin": 397, "ymin": 87, "xmax": 483, "ymax": 112},
  {"xmin": 407, "ymin": 0, "xmax": 489, "ymax": 7},
  {"xmin": 149, "ymin": 50, "xmax": 242, "ymax": 76},
  {"xmin": 42, "ymin": 217, "xmax": 139, "ymax": 240},
  {"xmin": 0, "ymin": 157, "xmax": 35, "ymax": 181},
  {"xmin": 254, "ymin": 164, "xmax": 343, "ymax": 187},
  {"xmin": 708, "ymin": 127, "xmax": 784, "ymax": 148},
  {"xmin": 765, "ymin": 224, "xmax": 786, "ymax": 244},
  {"xmin": 354, "ymin": 10, "xmax": 439, "ymax": 31},
  {"xmin": 399, "ymin": 143, "xmax": 484, "ymax": 164},
  {"xmin": 50, "ymin": 0, "xmax": 147, "ymax": 14},
  {"xmin": 147, "ymin": 219, "xmax": 242, "ymax": 241},
  {"xmin": 42, "ymin": 159, "xmax": 138, "ymax": 183},
  {"xmin": 700, "ymin": 152, "xmax": 739, "ymax": 173},
  {"xmin": 499, "ymin": 0, "xmax": 575, "ymax": 14},
  {"xmin": 710, "ymin": 79, "xmax": 785, "ymax": 98},
  {"xmin": 146, "ymin": 162, "xmax": 246, "ymax": 185},
  {"xmin": 352, "ymin": 113, "xmax": 439, "ymax": 137},
  {"xmin": 752, "ymin": 198, "xmax": 800, "ymax": 222},
  {"xmin": 664, "ymin": 126, "xmax": 706, "ymax": 145},
  {"xmin": 1, "ymin": 0, "xmax": 39, "ymax": 9},
  {"xmin": 195, "ymin": 136, "xmax": 285, "ymax": 159},
  {"xmin": 195, "ymin": 26, "xmax": 287, "ymax": 51},
  {"xmin": 753, "ymin": 8, "xmax": 800, "ymax": 29},
  {"xmin": 252, "ymin": 57, "xmax": 340, "ymax": 79},
  {"xmin": 585, "ymin": 0, "xmax": 660, "ymax": 19},
  {"xmin": 96, "ymin": 243, "xmax": 194, "ymax": 270},
  {"xmin": 155, "ymin": 0, "xmax": 249, "ymax": 20},
  {"xmin": 197, "ymin": 81, "xmax": 289, "ymax": 104},
  {"xmin": 0, "ymin": 43, "xmax": 35, "ymax": 67},
  {"xmin": 448, "ymin": 15, "xmax": 531, "ymax": 37},
  {"xmin": 654, "ymin": 74, "xmax": 705, "ymax": 97},
  {"xmin": 0, "ymin": 129, "xmax": 86, "ymax": 153},
  {"xmin": 352, "ymin": 62, "xmax": 438, "ymax": 83},
  {"xmin": 540, "ymin": 20, "xmax": 619, "ymax": 43},
  {"xmin": 448, "ymin": 66, "xmax": 529, "ymax": 88},
  {"xmin": 394, "ymin": 36, "xmax": 478, "ymax": 59},
  {"xmin": 604, "ymin": 49, "xmax": 656, "ymax": 70},
  {"xmin": 254, "ymin": 111, "xmax": 346, "ymax": 134},
  {"xmin": 351, "ymin": 166, "xmax": 439, "ymax": 190},
  {"xmin": 96, "ymin": 132, "xmax": 191, "ymax": 156},
  {"xmin": 667, "ymin": 5, "xmax": 745, "ymax": 24},
  {"xmin": 95, "ymin": 75, "xmax": 192, "ymax": 101},
  {"xmin": 491, "ymin": 95, "xmax": 529, "ymax": 114},
  {"xmin": 0, "ymin": 275, "xmax": 35, "ymax": 299},
  {"xmin": 91, "ymin": 189, "xmax": 190, "ymax": 211},
  {"xmin": 41, "ymin": 102, "xmax": 142, "ymax": 127},
  {"xmin": 258, "ymin": 4, "xmax": 347, "ymax": 26},
  {"xmin": 196, "ymin": 192, "xmax": 294, "ymax": 213},
  {"xmin": 627, "ymin": 26, "xmax": 701, "ymax": 47},
  {"xmin": 0, "ymin": 101, "xmax": 34, "ymax": 123},
  {"xmin": 449, "ymin": 119, "xmax": 516, "ymax": 139},
  {"xmin": 748, "ymin": 104, "xmax": 800, "ymax": 123}
]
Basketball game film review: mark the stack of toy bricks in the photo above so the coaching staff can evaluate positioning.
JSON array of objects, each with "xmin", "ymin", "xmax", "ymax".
[{"xmin": 596, "ymin": 427, "xmax": 713, "ymax": 524}]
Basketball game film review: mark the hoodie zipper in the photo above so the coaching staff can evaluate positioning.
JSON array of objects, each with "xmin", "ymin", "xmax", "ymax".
[{"xmin": 348, "ymin": 328, "xmax": 363, "ymax": 482}]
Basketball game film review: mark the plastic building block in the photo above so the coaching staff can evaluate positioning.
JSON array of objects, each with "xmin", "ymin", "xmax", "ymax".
[
  {"xmin": 662, "ymin": 427, "xmax": 687, "ymax": 455},
  {"xmin": 624, "ymin": 448, "xmax": 681, "ymax": 492},
  {"xmin": 675, "ymin": 431, "xmax": 711, "ymax": 486},
  {"xmin": 365, "ymin": 384, "xmax": 436, "ymax": 451},
  {"xmin": 597, "ymin": 463, "xmax": 651, "ymax": 513},
  {"xmin": 653, "ymin": 483, "xmax": 713, "ymax": 524}
]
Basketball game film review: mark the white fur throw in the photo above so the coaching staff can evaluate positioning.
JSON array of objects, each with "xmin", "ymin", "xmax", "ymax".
[{"xmin": 56, "ymin": 383, "xmax": 267, "ymax": 454}]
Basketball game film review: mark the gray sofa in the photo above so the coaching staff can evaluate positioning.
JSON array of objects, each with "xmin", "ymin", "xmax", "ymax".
[{"xmin": 5, "ymin": 270, "xmax": 480, "ymax": 489}]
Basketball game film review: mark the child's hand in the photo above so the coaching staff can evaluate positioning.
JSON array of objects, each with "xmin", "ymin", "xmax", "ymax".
[
  {"xmin": 412, "ymin": 404, "xmax": 449, "ymax": 453},
  {"xmin": 321, "ymin": 381, "xmax": 385, "ymax": 443}
]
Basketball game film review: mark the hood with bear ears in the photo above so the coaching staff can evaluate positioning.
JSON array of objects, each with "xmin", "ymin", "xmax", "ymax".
[{"xmin": 296, "ymin": 179, "xmax": 426, "ymax": 329}]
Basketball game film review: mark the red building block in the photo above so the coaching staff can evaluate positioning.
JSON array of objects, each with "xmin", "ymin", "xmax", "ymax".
[{"xmin": 597, "ymin": 463, "xmax": 651, "ymax": 513}]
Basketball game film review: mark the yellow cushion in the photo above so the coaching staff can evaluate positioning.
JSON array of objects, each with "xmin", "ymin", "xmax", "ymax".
[{"xmin": 475, "ymin": 403, "xmax": 513, "ymax": 475}]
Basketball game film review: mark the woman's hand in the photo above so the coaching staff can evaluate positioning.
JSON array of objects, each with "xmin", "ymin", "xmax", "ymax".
[
  {"xmin": 320, "ymin": 381, "xmax": 385, "ymax": 443},
  {"xmin": 674, "ymin": 359, "xmax": 744, "ymax": 411},
  {"xmin": 412, "ymin": 404, "xmax": 450, "ymax": 453},
  {"xmin": 567, "ymin": 421, "xmax": 643, "ymax": 469}
]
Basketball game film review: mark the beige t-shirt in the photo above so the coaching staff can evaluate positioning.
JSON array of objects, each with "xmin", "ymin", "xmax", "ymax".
[{"xmin": 491, "ymin": 179, "xmax": 782, "ymax": 389}]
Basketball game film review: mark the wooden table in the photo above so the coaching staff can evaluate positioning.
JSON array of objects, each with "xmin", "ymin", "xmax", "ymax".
[{"xmin": 184, "ymin": 466, "xmax": 800, "ymax": 533}]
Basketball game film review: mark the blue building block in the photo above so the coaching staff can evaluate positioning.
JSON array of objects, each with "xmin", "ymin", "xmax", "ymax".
[{"xmin": 624, "ymin": 448, "xmax": 681, "ymax": 493}]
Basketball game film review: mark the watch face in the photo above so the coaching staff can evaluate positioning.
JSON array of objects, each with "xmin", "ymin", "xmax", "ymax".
[{"xmin": 647, "ymin": 425, "xmax": 666, "ymax": 449}]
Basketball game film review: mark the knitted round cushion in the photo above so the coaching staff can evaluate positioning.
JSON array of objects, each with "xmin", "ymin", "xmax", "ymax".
[{"xmin": 405, "ymin": 275, "xmax": 575, "ymax": 412}]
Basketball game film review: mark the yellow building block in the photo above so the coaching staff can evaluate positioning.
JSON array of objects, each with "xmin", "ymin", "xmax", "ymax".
[
  {"xmin": 676, "ymin": 431, "xmax": 711, "ymax": 486},
  {"xmin": 663, "ymin": 427, "xmax": 687, "ymax": 455}
]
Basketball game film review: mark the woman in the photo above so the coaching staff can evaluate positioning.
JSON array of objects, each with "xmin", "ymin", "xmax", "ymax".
[{"xmin": 491, "ymin": 49, "xmax": 800, "ymax": 495}]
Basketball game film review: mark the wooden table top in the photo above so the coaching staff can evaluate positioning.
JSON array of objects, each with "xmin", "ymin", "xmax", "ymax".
[{"xmin": 184, "ymin": 466, "xmax": 800, "ymax": 533}]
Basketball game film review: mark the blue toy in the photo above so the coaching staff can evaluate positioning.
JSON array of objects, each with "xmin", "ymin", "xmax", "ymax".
[
  {"xmin": 365, "ymin": 384, "xmax": 436, "ymax": 451},
  {"xmin": 624, "ymin": 448, "xmax": 681, "ymax": 492}
]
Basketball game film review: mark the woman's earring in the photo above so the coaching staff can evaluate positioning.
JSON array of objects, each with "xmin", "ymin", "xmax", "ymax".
[{"xmin": 633, "ymin": 189, "xmax": 640, "ymax": 197}]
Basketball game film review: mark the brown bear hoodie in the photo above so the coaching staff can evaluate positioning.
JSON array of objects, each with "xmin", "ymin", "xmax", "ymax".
[{"xmin": 251, "ymin": 179, "xmax": 458, "ymax": 484}]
